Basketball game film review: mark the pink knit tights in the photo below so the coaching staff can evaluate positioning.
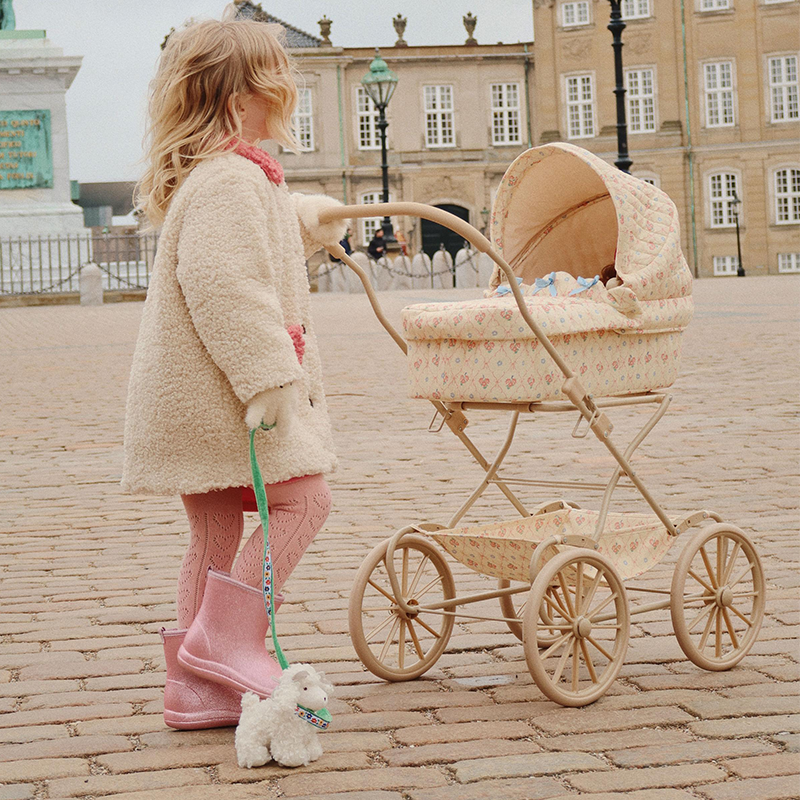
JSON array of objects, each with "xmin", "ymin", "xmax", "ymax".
[{"xmin": 176, "ymin": 474, "xmax": 331, "ymax": 628}]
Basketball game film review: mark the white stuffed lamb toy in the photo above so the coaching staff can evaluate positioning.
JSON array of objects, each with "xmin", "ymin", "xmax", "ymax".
[{"xmin": 235, "ymin": 663, "xmax": 333, "ymax": 769}]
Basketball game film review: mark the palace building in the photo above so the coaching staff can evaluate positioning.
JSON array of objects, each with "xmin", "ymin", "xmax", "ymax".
[
  {"xmin": 235, "ymin": 2, "xmax": 534, "ymax": 259},
  {"xmin": 532, "ymin": 0, "xmax": 799, "ymax": 277},
  {"xmin": 246, "ymin": 0, "xmax": 798, "ymax": 278}
]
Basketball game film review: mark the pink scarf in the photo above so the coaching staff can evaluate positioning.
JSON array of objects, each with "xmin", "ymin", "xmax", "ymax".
[{"xmin": 230, "ymin": 138, "xmax": 284, "ymax": 186}]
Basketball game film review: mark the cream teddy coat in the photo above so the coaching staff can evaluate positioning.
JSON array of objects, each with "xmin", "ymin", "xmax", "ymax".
[{"xmin": 122, "ymin": 152, "xmax": 340, "ymax": 496}]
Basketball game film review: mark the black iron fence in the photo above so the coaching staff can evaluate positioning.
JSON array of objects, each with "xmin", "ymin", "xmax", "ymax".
[{"xmin": 0, "ymin": 232, "xmax": 158, "ymax": 295}]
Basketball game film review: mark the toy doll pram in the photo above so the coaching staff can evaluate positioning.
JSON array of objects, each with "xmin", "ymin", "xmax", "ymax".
[{"xmin": 318, "ymin": 143, "xmax": 765, "ymax": 707}]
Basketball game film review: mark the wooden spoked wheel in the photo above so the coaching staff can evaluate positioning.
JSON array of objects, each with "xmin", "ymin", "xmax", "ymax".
[
  {"xmin": 498, "ymin": 579, "xmax": 561, "ymax": 646},
  {"xmin": 671, "ymin": 524, "xmax": 765, "ymax": 671},
  {"xmin": 523, "ymin": 550, "xmax": 630, "ymax": 706},
  {"xmin": 349, "ymin": 534, "xmax": 456, "ymax": 681}
]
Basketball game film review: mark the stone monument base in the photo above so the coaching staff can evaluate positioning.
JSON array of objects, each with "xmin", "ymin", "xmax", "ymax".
[
  {"xmin": 0, "ymin": 202, "xmax": 86, "ymax": 237},
  {"xmin": 0, "ymin": 31, "xmax": 88, "ymax": 237}
]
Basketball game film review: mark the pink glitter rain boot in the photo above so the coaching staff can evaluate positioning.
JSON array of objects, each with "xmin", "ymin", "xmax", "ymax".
[
  {"xmin": 177, "ymin": 569, "xmax": 283, "ymax": 698},
  {"xmin": 160, "ymin": 628, "xmax": 242, "ymax": 729}
]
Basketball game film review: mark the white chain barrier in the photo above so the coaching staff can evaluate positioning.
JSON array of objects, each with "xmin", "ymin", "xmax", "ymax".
[{"xmin": 314, "ymin": 247, "xmax": 495, "ymax": 293}]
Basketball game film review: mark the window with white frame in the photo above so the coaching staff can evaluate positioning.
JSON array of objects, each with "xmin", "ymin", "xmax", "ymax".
[
  {"xmin": 635, "ymin": 174, "xmax": 661, "ymax": 187},
  {"xmin": 626, "ymin": 68, "xmax": 657, "ymax": 132},
  {"xmin": 491, "ymin": 83, "xmax": 522, "ymax": 145},
  {"xmin": 700, "ymin": 0, "xmax": 730, "ymax": 10},
  {"xmin": 775, "ymin": 168, "xmax": 800, "ymax": 223},
  {"xmin": 424, "ymin": 85, "xmax": 455, "ymax": 148},
  {"xmin": 292, "ymin": 87, "xmax": 314, "ymax": 151},
  {"xmin": 622, "ymin": 0, "xmax": 651, "ymax": 19},
  {"xmin": 708, "ymin": 172, "xmax": 740, "ymax": 227},
  {"xmin": 566, "ymin": 74, "xmax": 595, "ymax": 138},
  {"xmin": 704, "ymin": 61, "xmax": 735, "ymax": 127},
  {"xmin": 769, "ymin": 56, "xmax": 799, "ymax": 122},
  {"xmin": 778, "ymin": 253, "xmax": 800, "ymax": 273},
  {"xmin": 356, "ymin": 86, "xmax": 380, "ymax": 150},
  {"xmin": 562, "ymin": 1, "xmax": 590, "ymax": 26},
  {"xmin": 764, "ymin": 0, "xmax": 792, "ymax": 4},
  {"xmin": 713, "ymin": 256, "xmax": 739, "ymax": 276},
  {"xmin": 359, "ymin": 191, "xmax": 386, "ymax": 246}
]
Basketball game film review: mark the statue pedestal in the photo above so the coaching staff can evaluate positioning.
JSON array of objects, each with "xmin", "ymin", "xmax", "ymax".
[{"xmin": 0, "ymin": 31, "xmax": 87, "ymax": 236}]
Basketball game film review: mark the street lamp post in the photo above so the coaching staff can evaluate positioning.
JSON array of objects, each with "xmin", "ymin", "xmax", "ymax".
[
  {"xmin": 361, "ymin": 49, "xmax": 399, "ymax": 246},
  {"xmin": 608, "ymin": 0, "xmax": 632, "ymax": 173},
  {"xmin": 731, "ymin": 190, "xmax": 745, "ymax": 277}
]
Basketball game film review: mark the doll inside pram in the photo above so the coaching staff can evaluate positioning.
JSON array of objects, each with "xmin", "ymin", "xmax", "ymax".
[{"xmin": 317, "ymin": 143, "xmax": 765, "ymax": 708}]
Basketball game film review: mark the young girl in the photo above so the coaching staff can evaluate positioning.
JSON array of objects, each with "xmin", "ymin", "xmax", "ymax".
[{"xmin": 122, "ymin": 16, "xmax": 346, "ymax": 730}]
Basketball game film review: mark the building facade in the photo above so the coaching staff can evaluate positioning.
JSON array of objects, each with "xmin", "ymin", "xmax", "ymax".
[
  {"xmin": 532, "ymin": 0, "xmax": 800, "ymax": 277},
  {"xmin": 255, "ymin": 21, "xmax": 534, "ymax": 257}
]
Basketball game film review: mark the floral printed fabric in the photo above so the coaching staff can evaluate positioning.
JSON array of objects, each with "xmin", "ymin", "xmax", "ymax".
[
  {"xmin": 402, "ymin": 288, "xmax": 691, "ymax": 403},
  {"xmin": 490, "ymin": 143, "xmax": 694, "ymax": 303},
  {"xmin": 406, "ymin": 330, "xmax": 684, "ymax": 403},
  {"xmin": 403, "ymin": 279, "xmax": 693, "ymax": 342},
  {"xmin": 430, "ymin": 506, "xmax": 673, "ymax": 582}
]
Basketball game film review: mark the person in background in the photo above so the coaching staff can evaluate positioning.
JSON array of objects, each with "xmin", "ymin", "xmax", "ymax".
[
  {"xmin": 367, "ymin": 228, "xmax": 385, "ymax": 261},
  {"xmin": 395, "ymin": 230, "xmax": 409, "ymax": 257},
  {"xmin": 329, "ymin": 227, "xmax": 352, "ymax": 262}
]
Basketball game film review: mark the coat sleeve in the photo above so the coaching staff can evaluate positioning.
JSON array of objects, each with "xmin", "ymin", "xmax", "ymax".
[
  {"xmin": 292, "ymin": 193, "xmax": 347, "ymax": 260},
  {"xmin": 176, "ymin": 171, "xmax": 304, "ymax": 405}
]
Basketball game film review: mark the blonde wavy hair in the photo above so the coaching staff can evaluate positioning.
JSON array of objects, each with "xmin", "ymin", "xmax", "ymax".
[{"xmin": 137, "ymin": 16, "xmax": 299, "ymax": 226}]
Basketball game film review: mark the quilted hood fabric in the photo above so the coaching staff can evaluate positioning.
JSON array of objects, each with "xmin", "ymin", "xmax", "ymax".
[{"xmin": 489, "ymin": 143, "xmax": 693, "ymax": 303}]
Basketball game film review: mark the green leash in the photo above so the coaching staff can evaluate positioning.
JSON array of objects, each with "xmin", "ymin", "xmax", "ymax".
[{"xmin": 249, "ymin": 424, "xmax": 332, "ymax": 729}]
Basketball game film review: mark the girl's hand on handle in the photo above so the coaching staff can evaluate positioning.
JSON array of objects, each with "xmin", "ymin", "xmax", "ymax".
[
  {"xmin": 246, "ymin": 384, "xmax": 298, "ymax": 435},
  {"xmin": 294, "ymin": 194, "xmax": 348, "ymax": 250}
]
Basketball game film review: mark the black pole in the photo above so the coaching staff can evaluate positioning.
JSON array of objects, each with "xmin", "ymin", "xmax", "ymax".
[
  {"xmin": 734, "ymin": 205, "xmax": 745, "ymax": 277},
  {"xmin": 608, "ymin": 0, "xmax": 632, "ymax": 173},
  {"xmin": 377, "ymin": 106, "xmax": 396, "ymax": 243}
]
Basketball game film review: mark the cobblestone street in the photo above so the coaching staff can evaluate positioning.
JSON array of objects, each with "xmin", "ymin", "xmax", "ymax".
[{"xmin": 0, "ymin": 275, "xmax": 798, "ymax": 800}]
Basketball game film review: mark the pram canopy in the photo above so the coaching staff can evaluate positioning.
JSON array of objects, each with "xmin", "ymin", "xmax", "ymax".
[{"xmin": 489, "ymin": 142, "xmax": 693, "ymax": 302}]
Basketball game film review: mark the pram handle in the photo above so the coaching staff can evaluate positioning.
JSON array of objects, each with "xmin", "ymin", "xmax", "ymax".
[
  {"xmin": 320, "ymin": 201, "xmax": 562, "ymax": 373},
  {"xmin": 318, "ymin": 202, "xmax": 494, "ymax": 255},
  {"xmin": 321, "ymin": 202, "xmax": 681, "ymax": 540}
]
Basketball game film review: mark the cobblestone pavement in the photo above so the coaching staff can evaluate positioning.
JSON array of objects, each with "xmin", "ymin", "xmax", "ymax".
[{"xmin": 0, "ymin": 275, "xmax": 798, "ymax": 800}]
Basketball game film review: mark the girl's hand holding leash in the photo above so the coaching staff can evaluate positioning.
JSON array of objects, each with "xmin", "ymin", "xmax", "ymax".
[{"xmin": 246, "ymin": 384, "xmax": 298, "ymax": 434}]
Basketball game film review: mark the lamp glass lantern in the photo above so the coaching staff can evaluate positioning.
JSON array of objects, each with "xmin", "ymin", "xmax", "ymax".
[
  {"xmin": 361, "ymin": 49, "xmax": 399, "ymax": 110},
  {"xmin": 361, "ymin": 49, "xmax": 399, "ymax": 246}
]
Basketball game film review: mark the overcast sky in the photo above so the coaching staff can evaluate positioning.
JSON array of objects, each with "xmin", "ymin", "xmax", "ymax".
[{"xmin": 12, "ymin": 1, "xmax": 534, "ymax": 184}]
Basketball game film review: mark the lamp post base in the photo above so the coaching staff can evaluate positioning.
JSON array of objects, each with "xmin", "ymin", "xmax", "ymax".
[{"xmin": 381, "ymin": 218, "xmax": 398, "ymax": 249}]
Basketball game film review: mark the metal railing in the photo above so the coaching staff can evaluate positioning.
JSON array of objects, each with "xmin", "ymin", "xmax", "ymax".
[{"xmin": 0, "ymin": 232, "xmax": 158, "ymax": 295}]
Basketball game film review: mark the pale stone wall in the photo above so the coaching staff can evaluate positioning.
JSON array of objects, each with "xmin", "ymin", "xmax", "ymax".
[
  {"xmin": 268, "ymin": 43, "xmax": 534, "ymax": 255},
  {"xmin": 531, "ymin": 0, "xmax": 800, "ymax": 278}
]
